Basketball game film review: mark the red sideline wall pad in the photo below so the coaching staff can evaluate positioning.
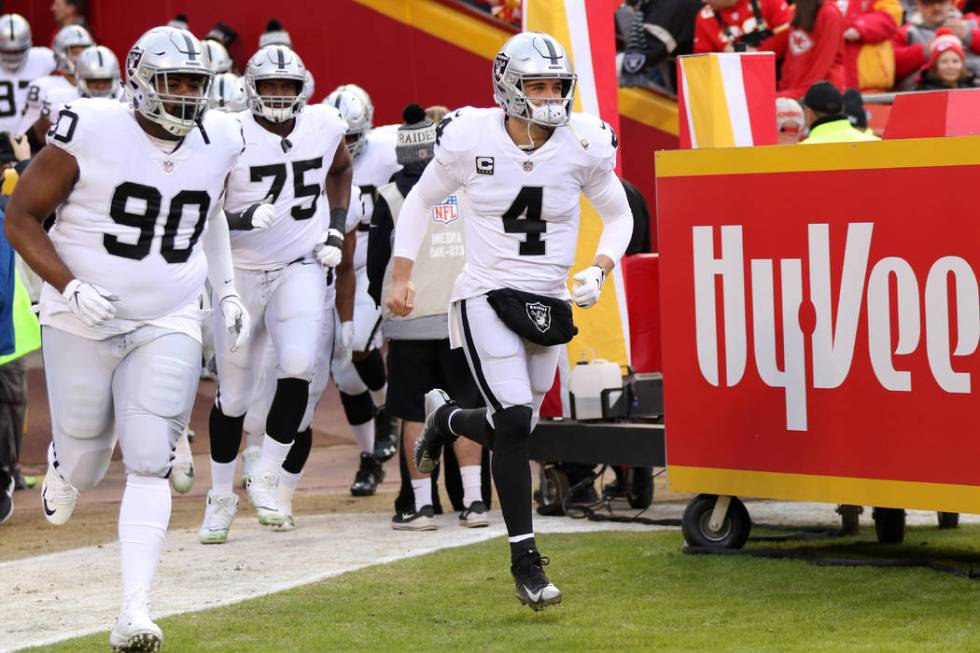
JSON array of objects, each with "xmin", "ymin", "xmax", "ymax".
[{"xmin": 656, "ymin": 137, "xmax": 980, "ymax": 513}]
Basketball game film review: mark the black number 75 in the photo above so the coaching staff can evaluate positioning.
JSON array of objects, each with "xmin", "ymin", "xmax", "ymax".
[{"xmin": 249, "ymin": 157, "xmax": 323, "ymax": 221}]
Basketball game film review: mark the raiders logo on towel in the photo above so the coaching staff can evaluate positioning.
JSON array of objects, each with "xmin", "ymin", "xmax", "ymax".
[{"xmin": 526, "ymin": 301, "xmax": 551, "ymax": 333}]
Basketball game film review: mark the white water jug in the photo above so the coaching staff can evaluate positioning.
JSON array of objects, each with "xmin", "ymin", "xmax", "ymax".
[{"xmin": 568, "ymin": 359, "xmax": 623, "ymax": 420}]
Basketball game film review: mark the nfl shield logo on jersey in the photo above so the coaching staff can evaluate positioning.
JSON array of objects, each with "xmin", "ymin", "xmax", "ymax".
[
  {"xmin": 526, "ymin": 302, "xmax": 551, "ymax": 333},
  {"xmin": 432, "ymin": 195, "xmax": 459, "ymax": 224}
]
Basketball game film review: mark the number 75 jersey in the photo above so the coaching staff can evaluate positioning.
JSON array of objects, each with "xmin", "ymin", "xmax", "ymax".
[
  {"xmin": 43, "ymin": 99, "xmax": 245, "ymax": 320},
  {"xmin": 225, "ymin": 105, "xmax": 347, "ymax": 270},
  {"xmin": 434, "ymin": 106, "xmax": 618, "ymax": 301}
]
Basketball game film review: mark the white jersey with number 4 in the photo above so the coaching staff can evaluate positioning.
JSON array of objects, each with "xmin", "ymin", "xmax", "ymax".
[
  {"xmin": 403, "ymin": 106, "xmax": 619, "ymax": 301},
  {"xmin": 17, "ymin": 73, "xmax": 76, "ymax": 134},
  {"xmin": 0, "ymin": 47, "xmax": 55, "ymax": 134},
  {"xmin": 40, "ymin": 98, "xmax": 245, "ymax": 326},
  {"xmin": 225, "ymin": 104, "xmax": 347, "ymax": 270}
]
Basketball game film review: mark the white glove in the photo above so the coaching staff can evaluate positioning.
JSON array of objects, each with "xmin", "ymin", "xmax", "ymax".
[
  {"xmin": 249, "ymin": 196, "xmax": 276, "ymax": 231},
  {"xmin": 219, "ymin": 294, "xmax": 251, "ymax": 352},
  {"xmin": 337, "ymin": 320, "xmax": 354, "ymax": 364},
  {"xmin": 62, "ymin": 279, "xmax": 118, "ymax": 326},
  {"xmin": 571, "ymin": 265, "xmax": 606, "ymax": 308},
  {"xmin": 314, "ymin": 229, "xmax": 344, "ymax": 269}
]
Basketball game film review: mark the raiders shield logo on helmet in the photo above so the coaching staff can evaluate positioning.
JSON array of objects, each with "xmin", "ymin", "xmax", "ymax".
[
  {"xmin": 526, "ymin": 301, "xmax": 551, "ymax": 333},
  {"xmin": 492, "ymin": 53, "xmax": 510, "ymax": 83}
]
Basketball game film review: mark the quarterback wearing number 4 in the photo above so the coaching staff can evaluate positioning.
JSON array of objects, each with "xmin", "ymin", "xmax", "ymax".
[
  {"xmin": 386, "ymin": 32, "xmax": 633, "ymax": 611},
  {"xmin": 4, "ymin": 26, "xmax": 262, "ymax": 652}
]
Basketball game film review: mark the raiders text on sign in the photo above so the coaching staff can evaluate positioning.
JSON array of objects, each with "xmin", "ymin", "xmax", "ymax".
[{"xmin": 693, "ymin": 223, "xmax": 980, "ymax": 431}]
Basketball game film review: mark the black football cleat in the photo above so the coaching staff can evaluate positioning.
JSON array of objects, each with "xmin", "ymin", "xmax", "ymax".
[
  {"xmin": 350, "ymin": 452, "xmax": 384, "ymax": 497},
  {"xmin": 511, "ymin": 549, "xmax": 562, "ymax": 611},
  {"xmin": 413, "ymin": 389, "xmax": 458, "ymax": 474}
]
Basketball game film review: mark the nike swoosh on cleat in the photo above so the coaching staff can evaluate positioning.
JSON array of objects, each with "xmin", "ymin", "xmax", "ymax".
[
  {"xmin": 42, "ymin": 489, "xmax": 56, "ymax": 517},
  {"xmin": 524, "ymin": 586, "xmax": 545, "ymax": 603}
]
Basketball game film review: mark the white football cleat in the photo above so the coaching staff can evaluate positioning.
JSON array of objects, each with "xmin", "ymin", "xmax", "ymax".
[
  {"xmin": 240, "ymin": 445, "xmax": 261, "ymax": 489},
  {"xmin": 169, "ymin": 427, "xmax": 195, "ymax": 494},
  {"xmin": 274, "ymin": 482, "xmax": 295, "ymax": 532},
  {"xmin": 198, "ymin": 491, "xmax": 238, "ymax": 544},
  {"xmin": 41, "ymin": 465, "xmax": 78, "ymax": 526},
  {"xmin": 246, "ymin": 470, "xmax": 284, "ymax": 526},
  {"xmin": 110, "ymin": 587, "xmax": 162, "ymax": 652}
]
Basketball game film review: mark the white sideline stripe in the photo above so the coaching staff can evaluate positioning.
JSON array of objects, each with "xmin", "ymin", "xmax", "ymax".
[{"xmin": 0, "ymin": 511, "xmax": 662, "ymax": 652}]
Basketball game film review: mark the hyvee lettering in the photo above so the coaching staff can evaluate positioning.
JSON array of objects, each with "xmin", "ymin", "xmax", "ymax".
[{"xmin": 692, "ymin": 223, "xmax": 980, "ymax": 431}]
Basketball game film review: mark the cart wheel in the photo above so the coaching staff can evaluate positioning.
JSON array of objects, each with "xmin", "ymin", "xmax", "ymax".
[
  {"xmin": 627, "ymin": 467, "xmax": 654, "ymax": 509},
  {"xmin": 538, "ymin": 467, "xmax": 569, "ymax": 510},
  {"xmin": 837, "ymin": 505, "xmax": 862, "ymax": 535},
  {"xmin": 682, "ymin": 494, "xmax": 751, "ymax": 549},
  {"xmin": 937, "ymin": 512, "xmax": 960, "ymax": 529},
  {"xmin": 872, "ymin": 507, "xmax": 906, "ymax": 544}
]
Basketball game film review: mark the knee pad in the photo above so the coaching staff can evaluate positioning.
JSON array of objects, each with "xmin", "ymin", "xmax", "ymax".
[
  {"xmin": 489, "ymin": 406, "xmax": 533, "ymax": 455},
  {"xmin": 352, "ymin": 348, "xmax": 386, "ymax": 392},
  {"xmin": 340, "ymin": 390, "xmax": 375, "ymax": 426},
  {"xmin": 333, "ymin": 358, "xmax": 368, "ymax": 395},
  {"xmin": 278, "ymin": 345, "xmax": 316, "ymax": 380},
  {"xmin": 215, "ymin": 386, "xmax": 249, "ymax": 418},
  {"xmin": 119, "ymin": 414, "xmax": 180, "ymax": 478}
]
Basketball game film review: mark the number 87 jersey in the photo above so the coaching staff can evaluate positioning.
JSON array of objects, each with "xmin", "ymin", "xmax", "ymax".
[
  {"xmin": 422, "ymin": 106, "xmax": 619, "ymax": 301},
  {"xmin": 43, "ymin": 99, "xmax": 245, "ymax": 320},
  {"xmin": 224, "ymin": 104, "xmax": 347, "ymax": 270}
]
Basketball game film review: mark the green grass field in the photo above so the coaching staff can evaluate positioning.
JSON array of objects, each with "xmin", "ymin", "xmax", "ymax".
[{"xmin": 33, "ymin": 525, "xmax": 980, "ymax": 652}]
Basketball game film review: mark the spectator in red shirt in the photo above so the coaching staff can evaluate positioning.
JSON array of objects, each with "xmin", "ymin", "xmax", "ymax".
[
  {"xmin": 693, "ymin": 0, "xmax": 794, "ymax": 55},
  {"xmin": 915, "ymin": 27, "xmax": 979, "ymax": 86},
  {"xmin": 778, "ymin": 0, "xmax": 846, "ymax": 98},
  {"xmin": 839, "ymin": 0, "xmax": 903, "ymax": 90}
]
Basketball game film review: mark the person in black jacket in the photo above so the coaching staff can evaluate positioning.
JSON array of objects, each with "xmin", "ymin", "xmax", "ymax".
[{"xmin": 616, "ymin": 0, "xmax": 702, "ymax": 91}]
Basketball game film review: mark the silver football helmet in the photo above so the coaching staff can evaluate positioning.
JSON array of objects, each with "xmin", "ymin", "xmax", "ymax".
[
  {"xmin": 209, "ymin": 72, "xmax": 247, "ymax": 112},
  {"xmin": 325, "ymin": 84, "xmax": 372, "ymax": 158},
  {"xmin": 0, "ymin": 14, "xmax": 32, "ymax": 72},
  {"xmin": 303, "ymin": 69, "xmax": 315, "ymax": 101},
  {"xmin": 492, "ymin": 32, "xmax": 577, "ymax": 127},
  {"xmin": 203, "ymin": 39, "xmax": 232, "ymax": 74},
  {"xmin": 76, "ymin": 45, "xmax": 121, "ymax": 99},
  {"xmin": 125, "ymin": 26, "xmax": 212, "ymax": 137},
  {"xmin": 244, "ymin": 45, "xmax": 306, "ymax": 123},
  {"xmin": 52, "ymin": 24, "xmax": 93, "ymax": 77}
]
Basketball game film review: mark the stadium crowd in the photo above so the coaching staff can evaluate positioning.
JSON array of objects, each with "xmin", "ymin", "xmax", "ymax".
[{"xmin": 616, "ymin": 0, "xmax": 980, "ymax": 95}]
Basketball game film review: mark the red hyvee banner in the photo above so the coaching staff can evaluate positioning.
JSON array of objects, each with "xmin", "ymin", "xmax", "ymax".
[{"xmin": 656, "ymin": 137, "xmax": 980, "ymax": 513}]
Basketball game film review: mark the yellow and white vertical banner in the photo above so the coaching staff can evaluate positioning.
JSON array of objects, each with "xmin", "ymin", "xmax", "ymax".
[
  {"xmin": 677, "ymin": 52, "xmax": 777, "ymax": 149},
  {"xmin": 524, "ymin": 1, "xmax": 630, "ymax": 413}
]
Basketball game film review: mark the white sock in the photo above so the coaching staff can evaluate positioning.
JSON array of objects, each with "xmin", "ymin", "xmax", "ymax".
[
  {"xmin": 259, "ymin": 436, "xmax": 291, "ymax": 475},
  {"xmin": 210, "ymin": 459, "xmax": 236, "ymax": 496},
  {"xmin": 279, "ymin": 468, "xmax": 302, "ymax": 490},
  {"xmin": 119, "ymin": 475, "xmax": 171, "ymax": 604},
  {"xmin": 460, "ymin": 465, "xmax": 482, "ymax": 508},
  {"xmin": 246, "ymin": 430, "xmax": 263, "ymax": 450},
  {"xmin": 412, "ymin": 478, "xmax": 432, "ymax": 513},
  {"xmin": 351, "ymin": 421, "xmax": 374, "ymax": 455},
  {"xmin": 370, "ymin": 385, "xmax": 387, "ymax": 408}
]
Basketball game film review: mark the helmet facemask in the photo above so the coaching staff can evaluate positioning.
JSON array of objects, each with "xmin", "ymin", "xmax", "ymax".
[
  {"xmin": 0, "ymin": 48, "xmax": 26, "ymax": 72},
  {"xmin": 251, "ymin": 78, "xmax": 304, "ymax": 123},
  {"xmin": 142, "ymin": 70, "xmax": 211, "ymax": 136},
  {"xmin": 515, "ymin": 75, "xmax": 576, "ymax": 127},
  {"xmin": 345, "ymin": 129, "xmax": 367, "ymax": 158}
]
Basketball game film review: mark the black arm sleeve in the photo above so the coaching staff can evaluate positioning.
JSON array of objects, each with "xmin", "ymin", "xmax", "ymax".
[{"xmin": 367, "ymin": 195, "xmax": 394, "ymax": 308}]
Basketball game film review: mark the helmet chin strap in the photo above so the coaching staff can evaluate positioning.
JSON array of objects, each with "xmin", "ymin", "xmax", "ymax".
[{"xmin": 520, "ymin": 119, "xmax": 536, "ymax": 151}]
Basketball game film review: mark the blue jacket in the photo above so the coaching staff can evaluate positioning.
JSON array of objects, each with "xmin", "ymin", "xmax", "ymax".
[{"xmin": 0, "ymin": 208, "xmax": 17, "ymax": 356}]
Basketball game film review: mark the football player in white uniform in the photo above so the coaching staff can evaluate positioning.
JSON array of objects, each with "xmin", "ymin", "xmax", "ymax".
[
  {"xmin": 199, "ymin": 44, "xmax": 352, "ymax": 543},
  {"xmin": 208, "ymin": 71, "xmax": 247, "ymax": 112},
  {"xmin": 18, "ymin": 24, "xmax": 91, "ymax": 146},
  {"xmin": 203, "ymin": 38, "xmax": 233, "ymax": 75},
  {"xmin": 75, "ymin": 45, "xmax": 123, "ymax": 100},
  {"xmin": 5, "ymin": 26, "xmax": 253, "ymax": 651},
  {"xmin": 387, "ymin": 32, "xmax": 633, "ymax": 611},
  {"xmin": 324, "ymin": 84, "xmax": 402, "ymax": 481},
  {"xmin": 0, "ymin": 13, "xmax": 55, "ymax": 135}
]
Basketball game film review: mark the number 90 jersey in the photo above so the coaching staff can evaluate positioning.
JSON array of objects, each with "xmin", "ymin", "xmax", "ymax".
[
  {"xmin": 434, "ymin": 106, "xmax": 618, "ymax": 301},
  {"xmin": 225, "ymin": 105, "xmax": 347, "ymax": 270},
  {"xmin": 44, "ymin": 99, "xmax": 245, "ymax": 320}
]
